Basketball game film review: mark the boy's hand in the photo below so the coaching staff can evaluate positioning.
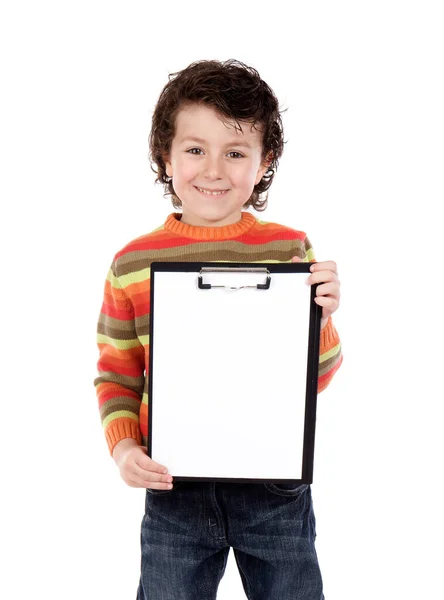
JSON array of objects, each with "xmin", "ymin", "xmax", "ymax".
[
  {"xmin": 112, "ymin": 438, "xmax": 174, "ymax": 489},
  {"xmin": 291, "ymin": 257, "xmax": 341, "ymax": 325}
]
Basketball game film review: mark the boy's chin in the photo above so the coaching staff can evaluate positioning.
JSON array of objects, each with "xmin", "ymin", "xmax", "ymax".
[{"xmin": 181, "ymin": 205, "xmax": 243, "ymax": 226}]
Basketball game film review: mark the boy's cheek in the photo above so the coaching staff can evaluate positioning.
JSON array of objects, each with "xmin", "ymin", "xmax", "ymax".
[{"xmin": 176, "ymin": 159, "xmax": 199, "ymax": 182}]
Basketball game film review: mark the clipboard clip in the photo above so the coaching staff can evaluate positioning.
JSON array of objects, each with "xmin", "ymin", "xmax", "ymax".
[{"xmin": 198, "ymin": 267, "xmax": 271, "ymax": 290}]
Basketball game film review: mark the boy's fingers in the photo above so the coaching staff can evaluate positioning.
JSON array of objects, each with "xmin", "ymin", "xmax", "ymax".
[
  {"xmin": 127, "ymin": 472, "xmax": 172, "ymax": 489},
  {"xmin": 132, "ymin": 459, "xmax": 172, "ymax": 485},
  {"xmin": 291, "ymin": 256, "xmax": 303, "ymax": 262},
  {"xmin": 145, "ymin": 481, "xmax": 173, "ymax": 490},
  {"xmin": 144, "ymin": 457, "xmax": 169, "ymax": 473},
  {"xmin": 133, "ymin": 462, "xmax": 173, "ymax": 485},
  {"xmin": 137, "ymin": 447, "xmax": 169, "ymax": 473},
  {"xmin": 309, "ymin": 271, "xmax": 339, "ymax": 284},
  {"xmin": 310, "ymin": 260, "xmax": 338, "ymax": 274}
]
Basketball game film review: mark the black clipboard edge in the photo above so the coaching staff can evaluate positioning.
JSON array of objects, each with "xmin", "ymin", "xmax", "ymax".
[
  {"xmin": 148, "ymin": 261, "xmax": 321, "ymax": 485},
  {"xmin": 301, "ymin": 283, "xmax": 322, "ymax": 484}
]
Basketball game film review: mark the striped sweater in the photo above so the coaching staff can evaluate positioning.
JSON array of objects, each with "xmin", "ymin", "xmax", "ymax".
[{"xmin": 95, "ymin": 211, "xmax": 343, "ymax": 456}]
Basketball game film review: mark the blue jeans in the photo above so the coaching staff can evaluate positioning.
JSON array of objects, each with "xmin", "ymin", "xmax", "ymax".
[{"xmin": 136, "ymin": 481, "xmax": 324, "ymax": 599}]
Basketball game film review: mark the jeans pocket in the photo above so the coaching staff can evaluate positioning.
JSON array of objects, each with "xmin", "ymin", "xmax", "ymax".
[{"xmin": 264, "ymin": 482, "xmax": 310, "ymax": 498}]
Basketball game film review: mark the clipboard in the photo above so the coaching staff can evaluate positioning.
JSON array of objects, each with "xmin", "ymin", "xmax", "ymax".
[{"xmin": 148, "ymin": 262, "xmax": 322, "ymax": 485}]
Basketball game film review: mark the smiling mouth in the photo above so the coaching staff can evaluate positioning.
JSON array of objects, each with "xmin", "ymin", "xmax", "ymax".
[{"xmin": 195, "ymin": 186, "xmax": 229, "ymax": 196}]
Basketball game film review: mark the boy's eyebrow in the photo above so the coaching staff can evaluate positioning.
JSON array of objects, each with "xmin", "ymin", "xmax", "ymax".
[{"xmin": 179, "ymin": 136, "xmax": 252, "ymax": 148}]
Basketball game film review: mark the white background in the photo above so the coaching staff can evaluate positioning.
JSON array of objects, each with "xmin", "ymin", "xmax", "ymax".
[{"xmin": 1, "ymin": 1, "xmax": 443, "ymax": 598}]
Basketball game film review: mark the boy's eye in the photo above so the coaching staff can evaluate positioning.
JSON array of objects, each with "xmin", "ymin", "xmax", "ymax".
[
  {"xmin": 186, "ymin": 148, "xmax": 244, "ymax": 159},
  {"xmin": 187, "ymin": 148, "xmax": 203, "ymax": 155}
]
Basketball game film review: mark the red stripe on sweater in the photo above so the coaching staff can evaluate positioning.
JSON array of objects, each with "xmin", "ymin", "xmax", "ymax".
[
  {"xmin": 101, "ymin": 304, "xmax": 133, "ymax": 320},
  {"xmin": 97, "ymin": 359, "xmax": 142, "ymax": 378}
]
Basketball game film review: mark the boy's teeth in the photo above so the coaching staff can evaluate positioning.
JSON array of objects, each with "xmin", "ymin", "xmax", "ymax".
[{"xmin": 197, "ymin": 187, "xmax": 227, "ymax": 195}]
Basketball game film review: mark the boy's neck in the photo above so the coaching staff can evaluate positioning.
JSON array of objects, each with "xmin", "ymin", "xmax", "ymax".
[
  {"xmin": 164, "ymin": 211, "xmax": 256, "ymax": 241},
  {"xmin": 180, "ymin": 210, "xmax": 243, "ymax": 228}
]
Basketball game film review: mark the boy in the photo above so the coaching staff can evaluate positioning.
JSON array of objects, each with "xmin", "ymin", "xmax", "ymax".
[{"xmin": 95, "ymin": 59, "xmax": 343, "ymax": 600}]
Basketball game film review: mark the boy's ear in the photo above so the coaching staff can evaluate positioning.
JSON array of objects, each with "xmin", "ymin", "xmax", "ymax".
[
  {"xmin": 255, "ymin": 152, "xmax": 273, "ymax": 184},
  {"xmin": 163, "ymin": 154, "xmax": 173, "ymax": 177}
]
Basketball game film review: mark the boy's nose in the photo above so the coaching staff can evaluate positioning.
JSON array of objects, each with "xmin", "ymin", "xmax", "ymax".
[{"xmin": 203, "ymin": 156, "xmax": 224, "ymax": 179}]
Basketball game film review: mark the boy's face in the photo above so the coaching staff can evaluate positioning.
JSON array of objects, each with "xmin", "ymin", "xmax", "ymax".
[{"xmin": 164, "ymin": 103, "xmax": 269, "ymax": 227}]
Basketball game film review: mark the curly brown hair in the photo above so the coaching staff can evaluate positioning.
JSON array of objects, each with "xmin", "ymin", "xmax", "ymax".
[{"xmin": 148, "ymin": 59, "xmax": 285, "ymax": 212}]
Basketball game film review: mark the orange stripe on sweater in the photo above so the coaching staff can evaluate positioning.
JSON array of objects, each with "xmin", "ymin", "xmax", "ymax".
[
  {"xmin": 97, "ymin": 344, "xmax": 144, "ymax": 358},
  {"xmin": 97, "ymin": 384, "xmax": 142, "ymax": 408},
  {"xmin": 104, "ymin": 280, "xmax": 129, "ymax": 300},
  {"xmin": 139, "ymin": 402, "xmax": 148, "ymax": 436},
  {"xmin": 125, "ymin": 280, "xmax": 150, "ymax": 297},
  {"xmin": 98, "ymin": 348, "xmax": 143, "ymax": 369}
]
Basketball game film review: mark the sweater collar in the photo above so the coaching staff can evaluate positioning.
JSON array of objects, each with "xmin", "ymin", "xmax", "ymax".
[{"xmin": 164, "ymin": 212, "xmax": 257, "ymax": 241}]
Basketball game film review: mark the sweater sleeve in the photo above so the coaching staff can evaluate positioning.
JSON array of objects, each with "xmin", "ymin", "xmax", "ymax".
[
  {"xmin": 94, "ymin": 260, "xmax": 145, "ymax": 456},
  {"xmin": 303, "ymin": 235, "xmax": 343, "ymax": 393}
]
